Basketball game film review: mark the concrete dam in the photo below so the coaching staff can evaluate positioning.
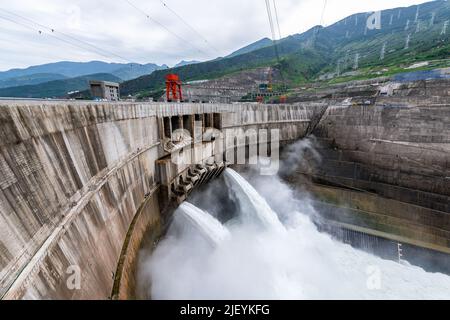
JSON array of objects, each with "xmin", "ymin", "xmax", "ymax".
[{"xmin": 0, "ymin": 78, "xmax": 449, "ymax": 299}]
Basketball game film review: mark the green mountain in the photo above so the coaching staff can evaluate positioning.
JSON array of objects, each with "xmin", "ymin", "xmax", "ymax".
[
  {"xmin": 120, "ymin": 28, "xmax": 319, "ymax": 96},
  {"xmin": 226, "ymin": 38, "xmax": 273, "ymax": 58},
  {"xmin": 0, "ymin": 61, "xmax": 167, "ymax": 80},
  {"xmin": 121, "ymin": 0, "xmax": 450, "ymax": 97},
  {"xmin": 306, "ymin": 0, "xmax": 450, "ymax": 83},
  {"xmin": 174, "ymin": 60, "xmax": 201, "ymax": 68},
  {"xmin": 0, "ymin": 73, "xmax": 67, "ymax": 89},
  {"xmin": 111, "ymin": 63, "xmax": 168, "ymax": 81},
  {"xmin": 0, "ymin": 73, "xmax": 122, "ymax": 98}
]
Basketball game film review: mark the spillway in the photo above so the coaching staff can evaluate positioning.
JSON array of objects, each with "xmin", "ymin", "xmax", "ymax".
[
  {"xmin": 175, "ymin": 202, "xmax": 230, "ymax": 247},
  {"xmin": 224, "ymin": 169, "xmax": 285, "ymax": 232},
  {"xmin": 140, "ymin": 170, "xmax": 450, "ymax": 300}
]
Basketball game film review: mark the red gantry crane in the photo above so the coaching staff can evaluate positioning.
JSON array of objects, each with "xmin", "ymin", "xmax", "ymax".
[{"xmin": 166, "ymin": 74, "xmax": 183, "ymax": 102}]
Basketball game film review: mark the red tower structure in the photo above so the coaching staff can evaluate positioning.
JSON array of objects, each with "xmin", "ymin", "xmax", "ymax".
[{"xmin": 165, "ymin": 74, "xmax": 183, "ymax": 102}]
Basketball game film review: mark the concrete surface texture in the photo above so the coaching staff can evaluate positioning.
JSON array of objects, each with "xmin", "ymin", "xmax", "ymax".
[
  {"xmin": 303, "ymin": 79, "xmax": 450, "ymax": 256},
  {"xmin": 0, "ymin": 101, "xmax": 316, "ymax": 299}
]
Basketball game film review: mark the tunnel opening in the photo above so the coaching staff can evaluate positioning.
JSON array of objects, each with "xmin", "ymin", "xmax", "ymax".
[
  {"xmin": 204, "ymin": 113, "xmax": 213, "ymax": 129},
  {"xmin": 163, "ymin": 117, "xmax": 171, "ymax": 139},
  {"xmin": 213, "ymin": 113, "xmax": 221, "ymax": 130},
  {"xmin": 171, "ymin": 116, "xmax": 181, "ymax": 133},
  {"xmin": 183, "ymin": 115, "xmax": 193, "ymax": 136}
]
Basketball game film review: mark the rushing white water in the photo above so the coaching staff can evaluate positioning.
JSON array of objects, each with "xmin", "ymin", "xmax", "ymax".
[
  {"xmin": 175, "ymin": 202, "xmax": 230, "ymax": 247},
  {"xmin": 138, "ymin": 170, "xmax": 450, "ymax": 300},
  {"xmin": 224, "ymin": 169, "xmax": 285, "ymax": 232}
]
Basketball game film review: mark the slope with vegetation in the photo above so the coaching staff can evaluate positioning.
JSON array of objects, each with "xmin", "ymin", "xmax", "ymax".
[
  {"xmin": 0, "ymin": 73, "xmax": 68, "ymax": 89},
  {"xmin": 121, "ymin": 0, "xmax": 450, "ymax": 98}
]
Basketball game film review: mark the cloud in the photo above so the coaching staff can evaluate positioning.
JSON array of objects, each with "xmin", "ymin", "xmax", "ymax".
[{"xmin": 0, "ymin": 0, "xmax": 431, "ymax": 71}]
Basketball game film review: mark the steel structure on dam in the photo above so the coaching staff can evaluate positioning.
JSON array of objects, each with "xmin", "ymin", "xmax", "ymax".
[{"xmin": 0, "ymin": 78, "xmax": 449, "ymax": 299}]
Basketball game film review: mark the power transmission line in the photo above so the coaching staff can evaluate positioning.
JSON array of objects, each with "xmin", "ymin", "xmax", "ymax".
[
  {"xmin": 264, "ymin": 0, "xmax": 282, "ymax": 63},
  {"xmin": 0, "ymin": 31, "xmax": 70, "ymax": 62},
  {"xmin": 0, "ymin": 13, "xmax": 41, "ymax": 33},
  {"xmin": 311, "ymin": 0, "xmax": 328, "ymax": 45},
  {"xmin": 319, "ymin": 0, "xmax": 328, "ymax": 27},
  {"xmin": 123, "ymin": 0, "xmax": 210, "ymax": 57},
  {"xmin": 158, "ymin": 0, "xmax": 220, "ymax": 55},
  {"xmin": 264, "ymin": 0, "xmax": 286, "ymax": 90},
  {"xmin": 265, "ymin": 0, "xmax": 277, "ymax": 42},
  {"xmin": 0, "ymin": 13, "xmax": 93, "ymax": 64},
  {"xmin": 0, "ymin": 13, "xmax": 115, "ymax": 60},
  {"xmin": 0, "ymin": 8, "xmax": 134, "ymax": 64},
  {"xmin": 272, "ymin": 0, "xmax": 282, "ymax": 40}
]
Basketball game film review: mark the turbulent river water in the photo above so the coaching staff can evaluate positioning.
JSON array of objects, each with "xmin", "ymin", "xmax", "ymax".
[{"xmin": 137, "ymin": 168, "xmax": 450, "ymax": 300}]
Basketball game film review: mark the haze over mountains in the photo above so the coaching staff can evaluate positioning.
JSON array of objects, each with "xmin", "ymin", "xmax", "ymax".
[
  {"xmin": 0, "ymin": 0, "xmax": 448, "ymax": 99},
  {"xmin": 0, "ymin": 73, "xmax": 122, "ymax": 99},
  {"xmin": 0, "ymin": 60, "xmax": 169, "ymax": 98},
  {"xmin": 0, "ymin": 61, "xmax": 168, "ymax": 86},
  {"xmin": 0, "ymin": 73, "xmax": 68, "ymax": 89}
]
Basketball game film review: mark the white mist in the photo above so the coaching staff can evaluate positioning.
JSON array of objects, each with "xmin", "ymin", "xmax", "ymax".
[{"xmin": 137, "ymin": 169, "xmax": 450, "ymax": 300}]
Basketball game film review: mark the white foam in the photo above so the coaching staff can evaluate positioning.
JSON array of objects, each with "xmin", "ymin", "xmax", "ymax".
[{"xmin": 140, "ymin": 173, "xmax": 450, "ymax": 300}]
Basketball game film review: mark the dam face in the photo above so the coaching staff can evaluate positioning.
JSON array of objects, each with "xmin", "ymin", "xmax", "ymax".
[
  {"xmin": 0, "ymin": 78, "xmax": 449, "ymax": 299},
  {"xmin": 0, "ymin": 100, "xmax": 319, "ymax": 299}
]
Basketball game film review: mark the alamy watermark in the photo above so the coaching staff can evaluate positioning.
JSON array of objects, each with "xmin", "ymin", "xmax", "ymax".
[
  {"xmin": 170, "ymin": 121, "xmax": 280, "ymax": 176},
  {"xmin": 66, "ymin": 265, "xmax": 81, "ymax": 290},
  {"xmin": 366, "ymin": 11, "xmax": 382, "ymax": 31}
]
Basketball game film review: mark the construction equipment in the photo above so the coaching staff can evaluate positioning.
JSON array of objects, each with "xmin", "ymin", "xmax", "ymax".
[{"xmin": 166, "ymin": 74, "xmax": 183, "ymax": 102}]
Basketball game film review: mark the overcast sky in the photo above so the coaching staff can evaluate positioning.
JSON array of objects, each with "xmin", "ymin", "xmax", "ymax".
[{"xmin": 0, "ymin": 0, "xmax": 431, "ymax": 71}]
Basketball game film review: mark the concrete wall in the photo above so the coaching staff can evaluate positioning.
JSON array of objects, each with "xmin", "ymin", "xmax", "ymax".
[
  {"xmin": 314, "ymin": 102, "xmax": 449, "ymax": 200},
  {"xmin": 0, "ymin": 101, "xmax": 161, "ymax": 299},
  {"xmin": 304, "ymin": 79, "xmax": 450, "ymax": 253},
  {"xmin": 111, "ymin": 189, "xmax": 161, "ymax": 300},
  {"xmin": 0, "ymin": 100, "xmax": 317, "ymax": 300}
]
